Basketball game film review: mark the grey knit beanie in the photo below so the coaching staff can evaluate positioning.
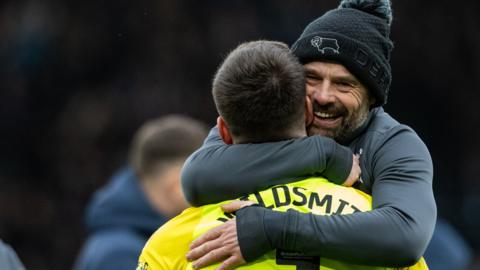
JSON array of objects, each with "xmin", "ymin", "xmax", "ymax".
[{"xmin": 292, "ymin": 0, "xmax": 394, "ymax": 106}]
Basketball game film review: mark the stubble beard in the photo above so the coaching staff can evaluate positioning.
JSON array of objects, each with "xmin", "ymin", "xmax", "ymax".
[{"xmin": 308, "ymin": 101, "xmax": 370, "ymax": 144}]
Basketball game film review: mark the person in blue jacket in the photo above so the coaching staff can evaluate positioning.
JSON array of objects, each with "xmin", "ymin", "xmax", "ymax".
[
  {"xmin": 424, "ymin": 218, "xmax": 472, "ymax": 270},
  {"xmin": 0, "ymin": 239, "xmax": 25, "ymax": 270},
  {"xmin": 73, "ymin": 115, "xmax": 207, "ymax": 270}
]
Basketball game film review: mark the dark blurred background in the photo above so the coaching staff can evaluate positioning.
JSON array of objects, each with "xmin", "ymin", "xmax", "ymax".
[{"xmin": 0, "ymin": 0, "xmax": 479, "ymax": 269}]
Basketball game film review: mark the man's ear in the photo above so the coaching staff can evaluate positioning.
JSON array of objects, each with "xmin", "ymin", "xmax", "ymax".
[
  {"xmin": 217, "ymin": 116, "xmax": 233, "ymax": 144},
  {"xmin": 305, "ymin": 96, "xmax": 314, "ymax": 126}
]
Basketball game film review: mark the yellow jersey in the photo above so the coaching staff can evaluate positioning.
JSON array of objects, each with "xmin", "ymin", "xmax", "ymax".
[{"xmin": 137, "ymin": 177, "xmax": 428, "ymax": 270}]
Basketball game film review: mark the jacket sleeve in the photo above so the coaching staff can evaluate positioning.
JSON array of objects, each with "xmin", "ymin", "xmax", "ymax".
[
  {"xmin": 181, "ymin": 126, "xmax": 353, "ymax": 206},
  {"xmin": 236, "ymin": 128, "xmax": 437, "ymax": 267}
]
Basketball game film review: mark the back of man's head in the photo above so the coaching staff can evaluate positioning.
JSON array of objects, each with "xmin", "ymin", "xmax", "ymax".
[
  {"xmin": 212, "ymin": 40, "xmax": 306, "ymax": 143},
  {"xmin": 130, "ymin": 115, "xmax": 207, "ymax": 180}
]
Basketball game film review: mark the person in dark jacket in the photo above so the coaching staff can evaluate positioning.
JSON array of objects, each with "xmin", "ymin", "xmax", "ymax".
[
  {"xmin": 424, "ymin": 218, "xmax": 472, "ymax": 270},
  {"xmin": 183, "ymin": 1, "xmax": 437, "ymax": 269},
  {"xmin": 73, "ymin": 115, "xmax": 207, "ymax": 270},
  {"xmin": 0, "ymin": 239, "xmax": 25, "ymax": 270}
]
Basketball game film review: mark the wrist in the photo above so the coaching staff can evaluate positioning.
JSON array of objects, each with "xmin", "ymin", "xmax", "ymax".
[
  {"xmin": 236, "ymin": 206, "xmax": 273, "ymax": 262},
  {"xmin": 324, "ymin": 142, "xmax": 353, "ymax": 185}
]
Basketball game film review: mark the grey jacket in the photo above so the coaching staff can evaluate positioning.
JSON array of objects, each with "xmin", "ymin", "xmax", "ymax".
[{"xmin": 181, "ymin": 107, "xmax": 436, "ymax": 267}]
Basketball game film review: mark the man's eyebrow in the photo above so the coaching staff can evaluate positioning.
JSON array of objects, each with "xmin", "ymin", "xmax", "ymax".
[
  {"xmin": 333, "ymin": 75, "xmax": 359, "ymax": 84},
  {"xmin": 304, "ymin": 68, "xmax": 313, "ymax": 73},
  {"xmin": 304, "ymin": 68, "xmax": 319, "ymax": 76}
]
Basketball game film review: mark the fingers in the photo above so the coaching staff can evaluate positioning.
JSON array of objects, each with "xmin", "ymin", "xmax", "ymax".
[
  {"xmin": 342, "ymin": 176, "xmax": 357, "ymax": 187},
  {"xmin": 187, "ymin": 238, "xmax": 223, "ymax": 262},
  {"xmin": 192, "ymin": 246, "xmax": 229, "ymax": 269},
  {"xmin": 353, "ymin": 154, "xmax": 361, "ymax": 183},
  {"xmin": 192, "ymin": 243, "xmax": 245, "ymax": 270},
  {"xmin": 189, "ymin": 225, "xmax": 222, "ymax": 250},
  {"xmin": 216, "ymin": 255, "xmax": 244, "ymax": 270},
  {"xmin": 343, "ymin": 154, "xmax": 362, "ymax": 187},
  {"xmin": 221, "ymin": 200, "xmax": 256, "ymax": 213},
  {"xmin": 187, "ymin": 219, "xmax": 246, "ymax": 270}
]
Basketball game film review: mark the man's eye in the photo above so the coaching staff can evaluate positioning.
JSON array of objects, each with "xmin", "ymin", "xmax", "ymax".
[
  {"xmin": 337, "ymin": 80, "xmax": 355, "ymax": 87},
  {"xmin": 336, "ymin": 82, "xmax": 354, "ymax": 92}
]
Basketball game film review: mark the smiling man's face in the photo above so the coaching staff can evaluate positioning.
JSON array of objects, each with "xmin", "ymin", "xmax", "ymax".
[{"xmin": 304, "ymin": 61, "xmax": 372, "ymax": 143}]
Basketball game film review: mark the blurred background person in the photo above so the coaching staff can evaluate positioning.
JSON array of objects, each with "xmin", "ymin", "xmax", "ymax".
[
  {"xmin": 424, "ymin": 218, "xmax": 473, "ymax": 270},
  {"xmin": 72, "ymin": 115, "xmax": 208, "ymax": 270},
  {"xmin": 0, "ymin": 239, "xmax": 25, "ymax": 270}
]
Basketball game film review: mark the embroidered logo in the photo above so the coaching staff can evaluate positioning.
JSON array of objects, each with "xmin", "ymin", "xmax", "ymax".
[{"xmin": 310, "ymin": 36, "xmax": 340, "ymax": 54}]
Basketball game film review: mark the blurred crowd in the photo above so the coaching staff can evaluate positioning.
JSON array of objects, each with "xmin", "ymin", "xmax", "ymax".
[{"xmin": 0, "ymin": 0, "xmax": 479, "ymax": 269}]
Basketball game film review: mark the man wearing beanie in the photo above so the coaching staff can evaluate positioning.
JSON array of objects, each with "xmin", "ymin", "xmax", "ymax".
[{"xmin": 182, "ymin": 0, "xmax": 436, "ymax": 269}]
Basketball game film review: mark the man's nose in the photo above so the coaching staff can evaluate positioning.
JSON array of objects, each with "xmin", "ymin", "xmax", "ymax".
[{"xmin": 311, "ymin": 83, "xmax": 335, "ymax": 105}]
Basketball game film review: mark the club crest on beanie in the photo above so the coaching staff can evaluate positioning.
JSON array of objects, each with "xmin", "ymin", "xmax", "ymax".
[{"xmin": 292, "ymin": 0, "xmax": 394, "ymax": 107}]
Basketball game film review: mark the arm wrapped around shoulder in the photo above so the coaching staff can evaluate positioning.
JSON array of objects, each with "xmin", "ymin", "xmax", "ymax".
[{"xmin": 181, "ymin": 127, "xmax": 353, "ymax": 206}]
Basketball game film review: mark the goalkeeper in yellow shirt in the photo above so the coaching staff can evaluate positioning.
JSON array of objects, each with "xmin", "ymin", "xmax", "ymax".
[{"xmin": 137, "ymin": 40, "xmax": 427, "ymax": 270}]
